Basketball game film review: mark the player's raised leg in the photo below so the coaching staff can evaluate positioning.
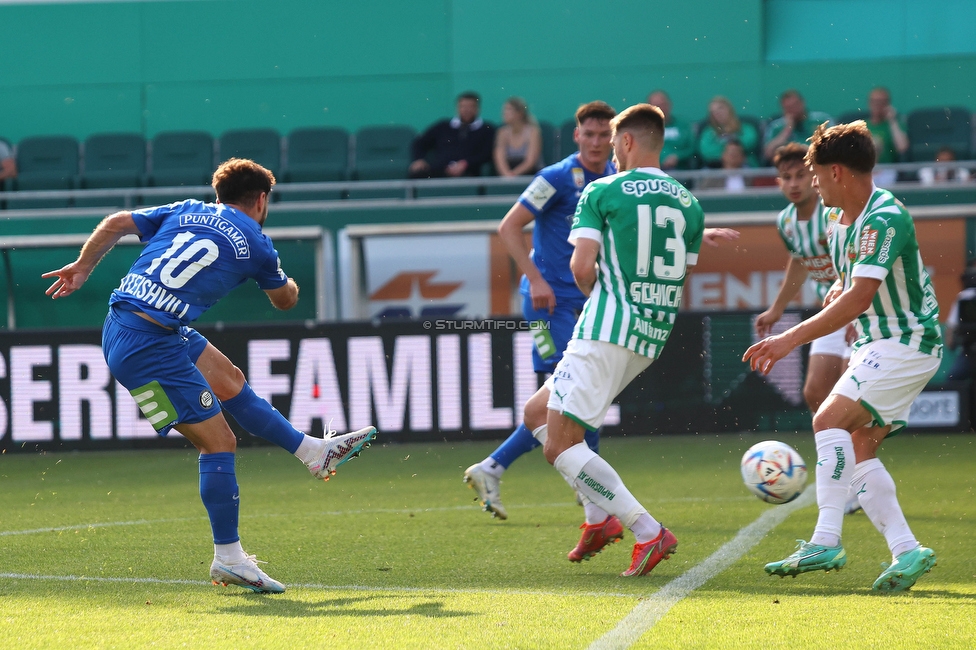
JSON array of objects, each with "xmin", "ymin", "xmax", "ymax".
[{"xmin": 195, "ymin": 341, "xmax": 376, "ymax": 481}]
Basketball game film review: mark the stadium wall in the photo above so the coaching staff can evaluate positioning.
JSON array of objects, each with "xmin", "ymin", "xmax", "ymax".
[{"xmin": 0, "ymin": 0, "xmax": 974, "ymax": 141}]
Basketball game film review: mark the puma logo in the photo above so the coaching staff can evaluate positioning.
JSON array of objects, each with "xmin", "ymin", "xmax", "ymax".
[{"xmin": 850, "ymin": 375, "xmax": 866, "ymax": 389}]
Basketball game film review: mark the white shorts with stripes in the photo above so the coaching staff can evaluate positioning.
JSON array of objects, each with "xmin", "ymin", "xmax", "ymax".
[
  {"xmin": 545, "ymin": 338, "xmax": 652, "ymax": 430},
  {"xmin": 829, "ymin": 338, "xmax": 940, "ymax": 432}
]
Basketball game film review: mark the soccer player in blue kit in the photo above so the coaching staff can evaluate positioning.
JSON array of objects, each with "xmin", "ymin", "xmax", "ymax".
[
  {"xmin": 463, "ymin": 101, "xmax": 617, "ymax": 519},
  {"xmin": 43, "ymin": 159, "xmax": 377, "ymax": 594}
]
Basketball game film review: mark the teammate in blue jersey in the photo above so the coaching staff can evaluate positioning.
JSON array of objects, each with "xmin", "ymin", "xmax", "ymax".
[
  {"xmin": 463, "ymin": 101, "xmax": 617, "ymax": 519},
  {"xmin": 42, "ymin": 159, "xmax": 377, "ymax": 594}
]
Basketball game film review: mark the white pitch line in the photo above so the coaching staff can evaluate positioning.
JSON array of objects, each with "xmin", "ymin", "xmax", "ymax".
[
  {"xmin": 588, "ymin": 485, "xmax": 817, "ymax": 650},
  {"xmin": 0, "ymin": 572, "xmax": 638, "ymax": 600}
]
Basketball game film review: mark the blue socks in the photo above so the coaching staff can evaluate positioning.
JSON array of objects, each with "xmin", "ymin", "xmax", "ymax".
[
  {"xmin": 490, "ymin": 424, "xmax": 540, "ymax": 468},
  {"xmin": 490, "ymin": 423, "xmax": 601, "ymax": 469},
  {"xmin": 584, "ymin": 428, "xmax": 600, "ymax": 455},
  {"xmin": 199, "ymin": 452, "xmax": 240, "ymax": 545},
  {"xmin": 221, "ymin": 382, "xmax": 304, "ymax": 454}
]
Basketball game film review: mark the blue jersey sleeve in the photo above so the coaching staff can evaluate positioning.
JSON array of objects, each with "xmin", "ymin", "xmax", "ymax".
[
  {"xmin": 131, "ymin": 200, "xmax": 198, "ymax": 243},
  {"xmin": 518, "ymin": 167, "xmax": 563, "ymax": 217},
  {"xmin": 253, "ymin": 238, "xmax": 289, "ymax": 290}
]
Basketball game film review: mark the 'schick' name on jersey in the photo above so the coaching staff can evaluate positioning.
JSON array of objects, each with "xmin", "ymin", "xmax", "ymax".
[
  {"xmin": 179, "ymin": 214, "xmax": 250, "ymax": 259},
  {"xmin": 629, "ymin": 281, "xmax": 683, "ymax": 308},
  {"xmin": 116, "ymin": 273, "xmax": 190, "ymax": 318},
  {"xmin": 620, "ymin": 178, "xmax": 693, "ymax": 208},
  {"xmin": 799, "ymin": 253, "xmax": 838, "ymax": 283}
]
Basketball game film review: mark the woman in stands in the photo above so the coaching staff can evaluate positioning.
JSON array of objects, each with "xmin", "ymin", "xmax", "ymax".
[
  {"xmin": 493, "ymin": 97, "xmax": 543, "ymax": 176},
  {"xmin": 696, "ymin": 96, "xmax": 760, "ymax": 168}
]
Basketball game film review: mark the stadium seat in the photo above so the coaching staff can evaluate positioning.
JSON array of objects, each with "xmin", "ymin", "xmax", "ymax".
[
  {"xmin": 219, "ymin": 128, "xmax": 282, "ymax": 175},
  {"xmin": 77, "ymin": 133, "xmax": 147, "ymax": 208},
  {"xmin": 907, "ymin": 107, "xmax": 972, "ymax": 161},
  {"xmin": 352, "ymin": 125, "xmax": 415, "ymax": 181},
  {"xmin": 9, "ymin": 135, "xmax": 79, "ymax": 209},
  {"xmin": 150, "ymin": 131, "xmax": 214, "ymax": 188},
  {"xmin": 559, "ymin": 120, "xmax": 577, "ymax": 159},
  {"xmin": 278, "ymin": 127, "xmax": 349, "ymax": 201},
  {"xmin": 539, "ymin": 121, "xmax": 558, "ymax": 166}
]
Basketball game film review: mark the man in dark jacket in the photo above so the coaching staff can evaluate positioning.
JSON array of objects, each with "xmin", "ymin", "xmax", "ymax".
[{"xmin": 409, "ymin": 91, "xmax": 495, "ymax": 178}]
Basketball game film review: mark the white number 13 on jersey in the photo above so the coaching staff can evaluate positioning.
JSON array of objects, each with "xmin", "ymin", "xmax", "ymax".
[{"xmin": 636, "ymin": 205, "xmax": 686, "ymax": 280}]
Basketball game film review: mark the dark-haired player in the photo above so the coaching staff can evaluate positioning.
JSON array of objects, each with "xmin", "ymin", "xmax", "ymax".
[
  {"xmin": 744, "ymin": 122, "xmax": 940, "ymax": 592},
  {"xmin": 463, "ymin": 101, "xmax": 617, "ymax": 520},
  {"xmin": 43, "ymin": 158, "xmax": 377, "ymax": 593}
]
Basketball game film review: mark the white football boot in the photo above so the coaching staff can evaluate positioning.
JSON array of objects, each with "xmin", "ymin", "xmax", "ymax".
[
  {"xmin": 463, "ymin": 464, "xmax": 508, "ymax": 520},
  {"xmin": 306, "ymin": 426, "xmax": 377, "ymax": 481},
  {"xmin": 211, "ymin": 555, "xmax": 285, "ymax": 593}
]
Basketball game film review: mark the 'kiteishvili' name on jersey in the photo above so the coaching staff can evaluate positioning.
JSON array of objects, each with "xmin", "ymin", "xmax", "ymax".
[{"xmin": 569, "ymin": 168, "xmax": 705, "ymax": 359}]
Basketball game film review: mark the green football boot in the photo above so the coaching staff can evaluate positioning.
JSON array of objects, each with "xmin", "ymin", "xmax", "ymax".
[
  {"xmin": 872, "ymin": 545, "xmax": 937, "ymax": 592},
  {"xmin": 765, "ymin": 540, "xmax": 847, "ymax": 577}
]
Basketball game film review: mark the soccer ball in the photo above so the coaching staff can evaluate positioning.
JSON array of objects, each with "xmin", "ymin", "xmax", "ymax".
[{"xmin": 740, "ymin": 441, "xmax": 807, "ymax": 504}]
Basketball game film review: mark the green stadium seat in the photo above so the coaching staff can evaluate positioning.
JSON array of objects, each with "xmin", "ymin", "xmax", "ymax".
[
  {"xmin": 539, "ymin": 121, "xmax": 557, "ymax": 166},
  {"xmin": 907, "ymin": 107, "xmax": 972, "ymax": 161},
  {"xmin": 150, "ymin": 131, "xmax": 214, "ymax": 186},
  {"xmin": 9, "ymin": 135, "xmax": 79, "ymax": 209},
  {"xmin": 219, "ymin": 128, "xmax": 281, "ymax": 175},
  {"xmin": 353, "ymin": 125, "xmax": 414, "ymax": 180},
  {"xmin": 77, "ymin": 133, "xmax": 146, "ymax": 208},
  {"xmin": 558, "ymin": 120, "xmax": 577, "ymax": 159},
  {"xmin": 279, "ymin": 127, "xmax": 349, "ymax": 201}
]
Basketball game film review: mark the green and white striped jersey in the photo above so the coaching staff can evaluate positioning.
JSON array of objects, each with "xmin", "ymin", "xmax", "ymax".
[
  {"xmin": 826, "ymin": 187, "xmax": 942, "ymax": 355},
  {"xmin": 776, "ymin": 200, "xmax": 837, "ymax": 301},
  {"xmin": 570, "ymin": 167, "xmax": 705, "ymax": 359}
]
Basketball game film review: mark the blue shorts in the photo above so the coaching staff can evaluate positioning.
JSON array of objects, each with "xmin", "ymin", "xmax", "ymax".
[
  {"xmin": 102, "ymin": 306, "xmax": 216, "ymax": 436},
  {"xmin": 522, "ymin": 293, "xmax": 583, "ymax": 374}
]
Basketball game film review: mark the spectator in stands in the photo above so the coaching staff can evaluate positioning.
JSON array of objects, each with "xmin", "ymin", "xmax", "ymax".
[
  {"xmin": 697, "ymin": 96, "xmax": 760, "ymax": 168},
  {"xmin": 919, "ymin": 147, "xmax": 971, "ymax": 185},
  {"xmin": 493, "ymin": 96, "xmax": 542, "ymax": 177},
  {"xmin": 0, "ymin": 138, "xmax": 16, "ymax": 185},
  {"xmin": 697, "ymin": 140, "xmax": 749, "ymax": 193},
  {"xmin": 409, "ymin": 91, "xmax": 495, "ymax": 178},
  {"xmin": 763, "ymin": 90, "xmax": 832, "ymax": 161},
  {"xmin": 647, "ymin": 90, "xmax": 694, "ymax": 169},
  {"xmin": 866, "ymin": 87, "xmax": 909, "ymax": 164}
]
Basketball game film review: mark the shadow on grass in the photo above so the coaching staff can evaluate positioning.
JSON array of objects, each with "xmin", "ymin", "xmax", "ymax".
[{"xmin": 217, "ymin": 594, "xmax": 476, "ymax": 618}]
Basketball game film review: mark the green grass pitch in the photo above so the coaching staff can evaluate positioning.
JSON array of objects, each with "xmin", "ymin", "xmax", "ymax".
[{"xmin": 1, "ymin": 432, "xmax": 974, "ymax": 649}]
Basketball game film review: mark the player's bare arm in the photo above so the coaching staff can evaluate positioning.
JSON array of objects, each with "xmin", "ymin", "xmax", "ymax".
[
  {"xmin": 702, "ymin": 227, "xmax": 739, "ymax": 247},
  {"xmin": 42, "ymin": 211, "xmax": 141, "ymax": 299},
  {"xmin": 569, "ymin": 237, "xmax": 600, "ymax": 296},
  {"xmin": 743, "ymin": 276, "xmax": 880, "ymax": 374},
  {"xmin": 264, "ymin": 278, "xmax": 300, "ymax": 310},
  {"xmin": 755, "ymin": 256, "xmax": 810, "ymax": 337},
  {"xmin": 497, "ymin": 202, "xmax": 556, "ymax": 313}
]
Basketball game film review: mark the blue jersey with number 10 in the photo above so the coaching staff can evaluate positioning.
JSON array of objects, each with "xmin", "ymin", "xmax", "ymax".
[{"xmin": 109, "ymin": 199, "xmax": 288, "ymax": 328}]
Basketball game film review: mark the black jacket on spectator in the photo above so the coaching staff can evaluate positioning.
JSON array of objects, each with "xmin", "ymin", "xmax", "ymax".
[{"xmin": 411, "ymin": 117, "xmax": 495, "ymax": 177}]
